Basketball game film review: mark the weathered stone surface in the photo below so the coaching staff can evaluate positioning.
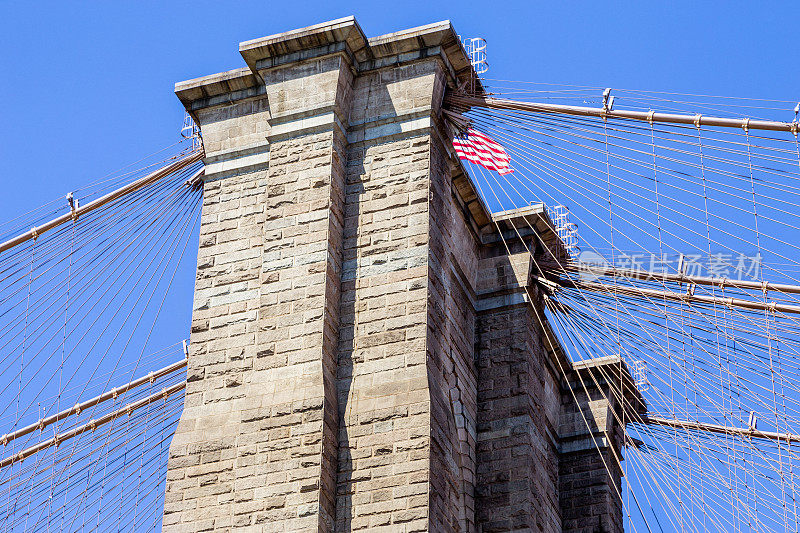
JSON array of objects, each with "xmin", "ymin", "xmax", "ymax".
[
  {"xmin": 166, "ymin": 15, "xmax": 633, "ymax": 533},
  {"xmin": 474, "ymin": 248, "xmax": 561, "ymax": 533},
  {"xmin": 559, "ymin": 357, "xmax": 644, "ymax": 533}
]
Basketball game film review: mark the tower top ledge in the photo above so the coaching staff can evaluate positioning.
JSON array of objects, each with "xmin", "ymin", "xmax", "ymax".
[{"xmin": 175, "ymin": 16, "xmax": 480, "ymax": 109}]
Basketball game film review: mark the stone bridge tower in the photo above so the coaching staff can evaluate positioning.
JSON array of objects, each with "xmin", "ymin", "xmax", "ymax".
[{"xmin": 163, "ymin": 17, "xmax": 643, "ymax": 533}]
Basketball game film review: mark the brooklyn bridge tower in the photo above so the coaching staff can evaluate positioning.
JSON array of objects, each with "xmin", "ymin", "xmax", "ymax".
[{"xmin": 163, "ymin": 17, "xmax": 638, "ymax": 533}]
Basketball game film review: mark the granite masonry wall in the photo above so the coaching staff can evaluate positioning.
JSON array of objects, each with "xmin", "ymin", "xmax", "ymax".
[
  {"xmin": 163, "ymin": 17, "xmax": 634, "ymax": 533},
  {"xmin": 474, "ymin": 250, "xmax": 561, "ymax": 533}
]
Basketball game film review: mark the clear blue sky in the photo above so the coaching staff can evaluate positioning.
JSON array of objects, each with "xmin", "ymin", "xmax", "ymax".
[
  {"xmin": 3, "ymin": 0, "xmax": 797, "ymax": 380},
  {"xmin": 2, "ymin": 0, "xmax": 798, "ymax": 215},
  {"xmin": 1, "ymin": 2, "xmax": 798, "ymax": 529}
]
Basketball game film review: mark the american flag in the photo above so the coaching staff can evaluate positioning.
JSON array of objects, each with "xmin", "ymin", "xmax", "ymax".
[{"xmin": 452, "ymin": 128, "xmax": 514, "ymax": 175}]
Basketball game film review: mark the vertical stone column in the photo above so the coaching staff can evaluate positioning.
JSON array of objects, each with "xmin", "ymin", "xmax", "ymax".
[
  {"xmin": 474, "ymin": 219, "xmax": 562, "ymax": 533},
  {"xmin": 334, "ymin": 39, "xmax": 479, "ymax": 532},
  {"xmin": 559, "ymin": 357, "xmax": 645, "ymax": 533},
  {"xmin": 164, "ymin": 21, "xmax": 361, "ymax": 531},
  {"xmin": 252, "ymin": 50, "xmax": 355, "ymax": 533},
  {"xmin": 335, "ymin": 123, "xmax": 435, "ymax": 531},
  {"xmin": 426, "ymin": 139, "xmax": 481, "ymax": 533},
  {"xmin": 165, "ymin": 17, "xmax": 485, "ymax": 532},
  {"xmin": 162, "ymin": 70, "xmax": 271, "ymax": 532}
]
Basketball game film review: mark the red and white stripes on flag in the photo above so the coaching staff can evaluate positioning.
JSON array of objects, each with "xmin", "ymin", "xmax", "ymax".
[{"xmin": 452, "ymin": 128, "xmax": 514, "ymax": 175}]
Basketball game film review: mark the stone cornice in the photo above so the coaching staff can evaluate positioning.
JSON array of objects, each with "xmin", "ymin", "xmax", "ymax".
[
  {"xmin": 239, "ymin": 16, "xmax": 368, "ymax": 74},
  {"xmin": 175, "ymin": 17, "xmax": 479, "ymax": 112},
  {"xmin": 175, "ymin": 67, "xmax": 261, "ymax": 112}
]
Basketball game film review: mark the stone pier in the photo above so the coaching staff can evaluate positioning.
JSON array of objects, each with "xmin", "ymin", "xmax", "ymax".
[{"xmin": 163, "ymin": 16, "xmax": 643, "ymax": 533}]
